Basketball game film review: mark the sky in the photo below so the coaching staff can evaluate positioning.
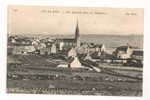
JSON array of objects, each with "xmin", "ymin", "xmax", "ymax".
[{"xmin": 8, "ymin": 5, "xmax": 144, "ymax": 35}]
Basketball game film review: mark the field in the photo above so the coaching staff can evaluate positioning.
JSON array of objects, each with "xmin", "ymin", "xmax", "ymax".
[{"xmin": 7, "ymin": 55, "xmax": 143, "ymax": 96}]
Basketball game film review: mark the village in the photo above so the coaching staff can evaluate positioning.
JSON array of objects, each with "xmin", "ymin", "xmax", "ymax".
[{"xmin": 7, "ymin": 22, "xmax": 143, "ymax": 96}]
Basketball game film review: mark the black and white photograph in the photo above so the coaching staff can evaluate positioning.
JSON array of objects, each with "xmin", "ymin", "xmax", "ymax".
[{"xmin": 7, "ymin": 5, "xmax": 143, "ymax": 96}]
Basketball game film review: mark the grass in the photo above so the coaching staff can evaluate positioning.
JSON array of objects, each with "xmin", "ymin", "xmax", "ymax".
[{"xmin": 7, "ymin": 54, "xmax": 143, "ymax": 96}]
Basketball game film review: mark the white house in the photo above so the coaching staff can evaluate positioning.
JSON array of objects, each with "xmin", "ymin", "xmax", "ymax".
[
  {"xmin": 84, "ymin": 53, "xmax": 92, "ymax": 61},
  {"xmin": 24, "ymin": 46, "xmax": 35, "ymax": 53},
  {"xmin": 51, "ymin": 43, "xmax": 57, "ymax": 54},
  {"xmin": 100, "ymin": 44, "xmax": 106, "ymax": 52},
  {"xmin": 68, "ymin": 47, "xmax": 77, "ymax": 57},
  {"xmin": 39, "ymin": 48, "xmax": 51, "ymax": 55},
  {"xmin": 59, "ymin": 42, "xmax": 64, "ymax": 51},
  {"xmin": 95, "ymin": 44, "xmax": 106, "ymax": 52},
  {"xmin": 115, "ymin": 45, "xmax": 133, "ymax": 59},
  {"xmin": 69, "ymin": 56, "xmax": 83, "ymax": 68}
]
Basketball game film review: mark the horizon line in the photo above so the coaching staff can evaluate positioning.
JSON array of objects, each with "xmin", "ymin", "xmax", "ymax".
[{"xmin": 8, "ymin": 33, "xmax": 143, "ymax": 36}]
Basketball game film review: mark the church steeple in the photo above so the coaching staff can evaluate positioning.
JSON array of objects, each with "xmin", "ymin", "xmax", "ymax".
[
  {"xmin": 75, "ymin": 20, "xmax": 80, "ymax": 48},
  {"xmin": 75, "ymin": 20, "xmax": 79, "ymax": 41}
]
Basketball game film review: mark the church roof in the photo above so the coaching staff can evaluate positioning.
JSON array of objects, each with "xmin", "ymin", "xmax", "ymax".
[
  {"xmin": 58, "ymin": 38, "xmax": 75, "ymax": 42},
  {"xmin": 63, "ymin": 38, "xmax": 75, "ymax": 41},
  {"xmin": 75, "ymin": 20, "xmax": 80, "ymax": 41},
  {"xmin": 67, "ymin": 56, "xmax": 75, "ymax": 63}
]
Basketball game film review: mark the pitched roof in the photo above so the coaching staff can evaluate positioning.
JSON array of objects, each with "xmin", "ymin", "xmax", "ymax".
[
  {"xmin": 132, "ymin": 50, "xmax": 143, "ymax": 56},
  {"xmin": 59, "ymin": 38, "xmax": 75, "ymax": 42},
  {"xmin": 67, "ymin": 47, "xmax": 77, "ymax": 53},
  {"xmin": 67, "ymin": 57, "xmax": 75, "ymax": 63},
  {"xmin": 116, "ymin": 46, "xmax": 131, "ymax": 52}
]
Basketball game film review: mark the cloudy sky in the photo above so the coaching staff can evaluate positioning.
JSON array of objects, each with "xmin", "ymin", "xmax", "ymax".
[{"xmin": 8, "ymin": 6, "xmax": 144, "ymax": 35}]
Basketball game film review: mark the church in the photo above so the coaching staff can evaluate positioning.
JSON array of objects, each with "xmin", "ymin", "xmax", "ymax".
[{"xmin": 56, "ymin": 21, "xmax": 81, "ymax": 51}]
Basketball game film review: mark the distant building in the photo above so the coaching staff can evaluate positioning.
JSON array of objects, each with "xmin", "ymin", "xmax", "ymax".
[
  {"xmin": 11, "ymin": 38, "xmax": 17, "ymax": 43},
  {"xmin": 95, "ymin": 44, "xmax": 106, "ymax": 53},
  {"xmin": 56, "ymin": 20, "xmax": 81, "ymax": 51},
  {"xmin": 131, "ymin": 50, "xmax": 143, "ymax": 61},
  {"xmin": 57, "ymin": 56, "xmax": 83, "ymax": 68},
  {"xmin": 84, "ymin": 53, "xmax": 92, "ymax": 61},
  {"xmin": 8, "ymin": 36, "xmax": 32, "ymax": 46},
  {"xmin": 51, "ymin": 43, "xmax": 57, "ymax": 54},
  {"xmin": 68, "ymin": 47, "xmax": 77, "ymax": 57},
  {"xmin": 34, "ymin": 42, "xmax": 46, "ymax": 50},
  {"xmin": 32, "ymin": 40, "xmax": 40, "ymax": 50},
  {"xmin": 124, "ymin": 50, "xmax": 143, "ymax": 67},
  {"xmin": 11, "ymin": 45, "xmax": 35, "ymax": 55},
  {"xmin": 39, "ymin": 43, "xmax": 46, "ymax": 49},
  {"xmin": 25, "ymin": 45, "xmax": 36, "ymax": 53},
  {"xmin": 114, "ymin": 45, "xmax": 133, "ymax": 59},
  {"xmin": 91, "ymin": 51, "xmax": 104, "ymax": 59},
  {"xmin": 38, "ymin": 42, "xmax": 58, "ymax": 55},
  {"xmin": 39, "ymin": 48, "xmax": 51, "ymax": 55},
  {"xmin": 68, "ymin": 56, "xmax": 83, "ymax": 68},
  {"xmin": 59, "ymin": 42, "xmax": 64, "ymax": 51},
  {"xmin": 56, "ymin": 38, "xmax": 75, "ymax": 51},
  {"xmin": 92, "ymin": 44, "xmax": 106, "ymax": 57},
  {"xmin": 77, "ymin": 43, "xmax": 89, "ymax": 54}
]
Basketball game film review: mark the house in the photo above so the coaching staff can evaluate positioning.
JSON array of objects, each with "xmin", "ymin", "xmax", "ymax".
[
  {"xmin": 51, "ymin": 43, "xmax": 57, "ymax": 54},
  {"xmin": 87, "ymin": 44, "xmax": 96, "ymax": 53},
  {"xmin": 56, "ymin": 38, "xmax": 75, "ymax": 51},
  {"xmin": 95, "ymin": 44, "xmax": 106, "ymax": 53},
  {"xmin": 68, "ymin": 56, "xmax": 83, "ymax": 68},
  {"xmin": 39, "ymin": 48, "xmax": 51, "ymax": 55},
  {"xmin": 10, "ymin": 38, "xmax": 17, "ymax": 43},
  {"xmin": 33, "ymin": 42, "xmax": 46, "ymax": 50},
  {"xmin": 84, "ymin": 53, "xmax": 92, "ymax": 61},
  {"xmin": 39, "ymin": 43, "xmax": 58, "ymax": 55},
  {"xmin": 59, "ymin": 42, "xmax": 64, "ymax": 51},
  {"xmin": 38, "ymin": 43, "xmax": 46, "ymax": 50},
  {"xmin": 80, "ymin": 43, "xmax": 106, "ymax": 54},
  {"xmin": 68, "ymin": 47, "xmax": 77, "ymax": 57},
  {"xmin": 77, "ymin": 44, "xmax": 92, "ymax": 54},
  {"xmin": 123, "ymin": 50, "xmax": 143, "ymax": 67},
  {"xmin": 12, "ymin": 45, "xmax": 35, "ymax": 55},
  {"xmin": 131, "ymin": 50, "xmax": 143, "ymax": 61},
  {"xmin": 57, "ymin": 56, "xmax": 84, "ymax": 68},
  {"xmin": 131, "ymin": 50, "xmax": 143, "ymax": 66},
  {"xmin": 32, "ymin": 40, "xmax": 40, "ymax": 50},
  {"xmin": 114, "ymin": 45, "xmax": 133, "ymax": 59}
]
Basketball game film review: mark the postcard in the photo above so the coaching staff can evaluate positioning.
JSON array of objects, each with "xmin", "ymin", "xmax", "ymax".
[{"xmin": 7, "ymin": 5, "xmax": 143, "ymax": 96}]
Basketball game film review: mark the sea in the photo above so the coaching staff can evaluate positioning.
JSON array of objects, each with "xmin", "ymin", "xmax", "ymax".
[
  {"xmin": 47, "ymin": 34, "xmax": 143, "ymax": 49},
  {"xmin": 14, "ymin": 34, "xmax": 144, "ymax": 49}
]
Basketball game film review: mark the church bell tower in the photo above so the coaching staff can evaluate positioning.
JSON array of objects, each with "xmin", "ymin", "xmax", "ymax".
[{"xmin": 75, "ymin": 20, "xmax": 80, "ymax": 48}]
